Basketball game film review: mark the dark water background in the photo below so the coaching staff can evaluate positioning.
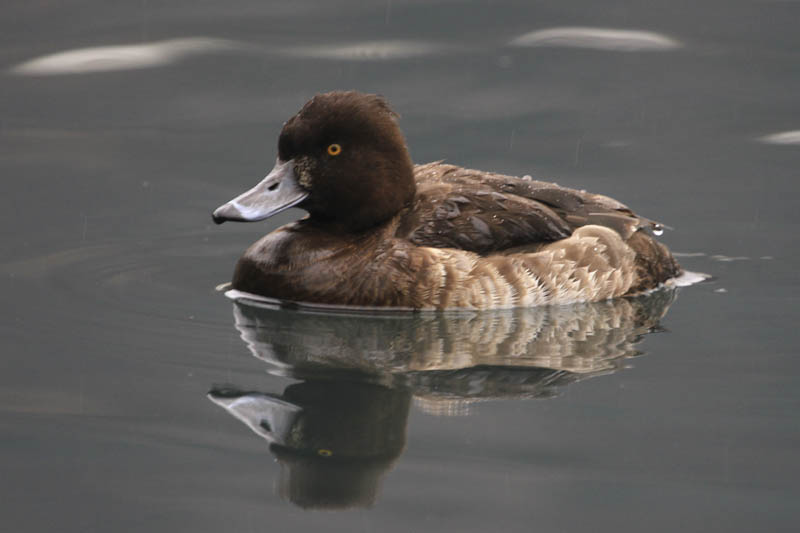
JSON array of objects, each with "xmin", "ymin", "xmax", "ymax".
[{"xmin": 2, "ymin": 1, "xmax": 799, "ymax": 531}]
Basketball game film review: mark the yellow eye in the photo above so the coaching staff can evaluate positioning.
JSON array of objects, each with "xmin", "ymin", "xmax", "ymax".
[{"xmin": 327, "ymin": 143, "xmax": 342, "ymax": 156}]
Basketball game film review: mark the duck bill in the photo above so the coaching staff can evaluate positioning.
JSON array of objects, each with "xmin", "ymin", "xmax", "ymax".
[
  {"xmin": 207, "ymin": 389, "xmax": 302, "ymax": 444},
  {"xmin": 212, "ymin": 158, "xmax": 308, "ymax": 224}
]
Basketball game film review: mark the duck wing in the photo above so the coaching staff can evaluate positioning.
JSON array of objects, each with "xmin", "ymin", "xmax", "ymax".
[{"xmin": 397, "ymin": 162, "xmax": 660, "ymax": 255}]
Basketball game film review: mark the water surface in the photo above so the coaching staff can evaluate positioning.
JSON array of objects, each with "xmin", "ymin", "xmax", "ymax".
[{"xmin": 2, "ymin": 1, "xmax": 799, "ymax": 531}]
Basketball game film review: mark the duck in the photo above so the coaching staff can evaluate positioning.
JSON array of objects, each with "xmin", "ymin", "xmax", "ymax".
[{"xmin": 212, "ymin": 90, "xmax": 681, "ymax": 310}]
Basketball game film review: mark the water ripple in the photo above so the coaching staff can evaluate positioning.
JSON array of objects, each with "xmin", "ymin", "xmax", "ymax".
[
  {"xmin": 759, "ymin": 130, "xmax": 800, "ymax": 145},
  {"xmin": 510, "ymin": 27, "xmax": 681, "ymax": 51},
  {"xmin": 9, "ymin": 38, "xmax": 244, "ymax": 76},
  {"xmin": 280, "ymin": 40, "xmax": 446, "ymax": 61},
  {"xmin": 1, "ymin": 231, "xmax": 235, "ymax": 353}
]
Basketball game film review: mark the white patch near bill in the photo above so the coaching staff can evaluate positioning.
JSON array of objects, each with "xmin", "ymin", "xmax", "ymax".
[
  {"xmin": 10, "ymin": 38, "xmax": 241, "ymax": 75},
  {"xmin": 510, "ymin": 27, "xmax": 681, "ymax": 51}
]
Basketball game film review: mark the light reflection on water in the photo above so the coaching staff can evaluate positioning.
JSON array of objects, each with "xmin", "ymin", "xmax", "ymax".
[
  {"xmin": 509, "ymin": 27, "xmax": 681, "ymax": 51},
  {"xmin": 9, "ymin": 38, "xmax": 244, "ymax": 76},
  {"xmin": 8, "ymin": 23, "xmax": 685, "ymax": 77}
]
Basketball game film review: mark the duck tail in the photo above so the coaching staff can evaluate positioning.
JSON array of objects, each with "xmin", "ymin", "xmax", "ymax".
[{"xmin": 625, "ymin": 229, "xmax": 682, "ymax": 293}]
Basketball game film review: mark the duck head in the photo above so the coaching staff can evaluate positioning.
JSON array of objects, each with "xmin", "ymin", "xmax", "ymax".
[{"xmin": 212, "ymin": 91, "xmax": 416, "ymax": 232}]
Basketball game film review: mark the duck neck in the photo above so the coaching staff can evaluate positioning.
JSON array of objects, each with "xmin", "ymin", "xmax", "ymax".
[{"xmin": 305, "ymin": 176, "xmax": 416, "ymax": 233}]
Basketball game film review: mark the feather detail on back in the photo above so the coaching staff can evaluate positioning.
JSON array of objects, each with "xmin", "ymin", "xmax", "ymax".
[{"xmin": 399, "ymin": 162, "xmax": 663, "ymax": 254}]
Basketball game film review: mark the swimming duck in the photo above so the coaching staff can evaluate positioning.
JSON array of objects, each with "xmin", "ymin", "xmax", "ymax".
[{"xmin": 213, "ymin": 91, "xmax": 681, "ymax": 310}]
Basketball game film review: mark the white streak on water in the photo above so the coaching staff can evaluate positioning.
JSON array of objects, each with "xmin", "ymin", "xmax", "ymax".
[
  {"xmin": 669, "ymin": 270, "xmax": 710, "ymax": 287},
  {"xmin": 672, "ymin": 252, "xmax": 707, "ymax": 257},
  {"xmin": 510, "ymin": 27, "xmax": 681, "ymax": 51},
  {"xmin": 281, "ymin": 40, "xmax": 442, "ymax": 60},
  {"xmin": 758, "ymin": 130, "xmax": 800, "ymax": 145},
  {"xmin": 9, "ymin": 38, "xmax": 242, "ymax": 75}
]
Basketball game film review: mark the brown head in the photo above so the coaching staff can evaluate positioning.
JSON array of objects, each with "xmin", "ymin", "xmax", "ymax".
[{"xmin": 213, "ymin": 91, "xmax": 416, "ymax": 232}]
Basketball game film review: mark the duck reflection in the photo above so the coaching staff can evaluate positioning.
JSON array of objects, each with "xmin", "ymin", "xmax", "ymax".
[
  {"xmin": 209, "ymin": 289, "xmax": 677, "ymax": 509},
  {"xmin": 209, "ymin": 381, "xmax": 409, "ymax": 509}
]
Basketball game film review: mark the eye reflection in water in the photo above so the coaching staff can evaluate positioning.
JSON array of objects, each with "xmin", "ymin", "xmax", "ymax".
[{"xmin": 208, "ymin": 289, "xmax": 677, "ymax": 509}]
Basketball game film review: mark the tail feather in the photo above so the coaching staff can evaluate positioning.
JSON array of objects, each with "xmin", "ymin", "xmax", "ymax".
[{"xmin": 625, "ymin": 230, "xmax": 682, "ymax": 293}]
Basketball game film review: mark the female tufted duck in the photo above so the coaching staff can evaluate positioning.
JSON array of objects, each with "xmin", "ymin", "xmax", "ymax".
[{"xmin": 213, "ymin": 91, "xmax": 681, "ymax": 310}]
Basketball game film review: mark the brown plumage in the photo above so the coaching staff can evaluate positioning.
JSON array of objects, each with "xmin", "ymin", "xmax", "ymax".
[{"xmin": 215, "ymin": 91, "xmax": 682, "ymax": 310}]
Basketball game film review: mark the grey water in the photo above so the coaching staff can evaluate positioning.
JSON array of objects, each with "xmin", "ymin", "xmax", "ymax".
[{"xmin": 1, "ymin": 1, "xmax": 799, "ymax": 531}]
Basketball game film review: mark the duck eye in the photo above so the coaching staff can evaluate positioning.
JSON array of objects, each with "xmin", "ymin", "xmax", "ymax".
[{"xmin": 326, "ymin": 143, "xmax": 342, "ymax": 156}]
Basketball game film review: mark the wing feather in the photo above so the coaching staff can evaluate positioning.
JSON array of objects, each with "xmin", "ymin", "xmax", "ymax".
[{"xmin": 397, "ymin": 162, "xmax": 661, "ymax": 255}]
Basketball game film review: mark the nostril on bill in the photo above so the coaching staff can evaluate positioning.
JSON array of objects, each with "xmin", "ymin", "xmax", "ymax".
[{"xmin": 267, "ymin": 182, "xmax": 279, "ymax": 191}]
